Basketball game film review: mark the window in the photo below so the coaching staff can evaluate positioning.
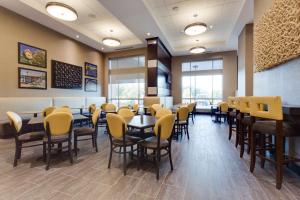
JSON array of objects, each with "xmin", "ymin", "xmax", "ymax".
[
  {"xmin": 182, "ymin": 59, "xmax": 223, "ymax": 109},
  {"xmin": 108, "ymin": 56, "xmax": 145, "ymax": 107}
]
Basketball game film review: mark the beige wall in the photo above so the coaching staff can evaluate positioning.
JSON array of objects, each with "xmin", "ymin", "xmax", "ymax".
[
  {"xmin": 171, "ymin": 51, "xmax": 237, "ymax": 104},
  {"xmin": 0, "ymin": 7, "xmax": 104, "ymax": 97},
  {"xmin": 237, "ymin": 24, "xmax": 253, "ymax": 96},
  {"xmin": 103, "ymin": 48, "xmax": 147, "ymax": 97}
]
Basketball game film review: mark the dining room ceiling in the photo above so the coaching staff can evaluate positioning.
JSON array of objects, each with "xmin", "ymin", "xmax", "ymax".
[{"xmin": 0, "ymin": 0, "xmax": 253, "ymax": 55}]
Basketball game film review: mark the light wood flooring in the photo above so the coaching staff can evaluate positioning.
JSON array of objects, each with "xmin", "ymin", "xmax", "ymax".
[{"xmin": 0, "ymin": 115, "xmax": 300, "ymax": 200}]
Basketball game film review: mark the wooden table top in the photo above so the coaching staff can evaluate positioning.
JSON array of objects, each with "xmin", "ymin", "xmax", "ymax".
[
  {"xmin": 28, "ymin": 114, "xmax": 88, "ymax": 125},
  {"xmin": 18, "ymin": 111, "xmax": 42, "ymax": 114},
  {"xmin": 102, "ymin": 110, "xmax": 117, "ymax": 114},
  {"xmin": 125, "ymin": 115, "xmax": 156, "ymax": 129}
]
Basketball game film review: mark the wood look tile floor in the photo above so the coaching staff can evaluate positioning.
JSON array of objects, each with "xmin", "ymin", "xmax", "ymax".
[{"xmin": 0, "ymin": 115, "xmax": 300, "ymax": 200}]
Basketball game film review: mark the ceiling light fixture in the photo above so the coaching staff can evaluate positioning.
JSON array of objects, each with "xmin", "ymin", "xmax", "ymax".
[
  {"xmin": 190, "ymin": 46, "xmax": 206, "ymax": 54},
  {"xmin": 184, "ymin": 22, "xmax": 207, "ymax": 36},
  {"xmin": 102, "ymin": 37, "xmax": 121, "ymax": 47},
  {"xmin": 147, "ymin": 32, "xmax": 151, "ymax": 36},
  {"xmin": 46, "ymin": 2, "xmax": 78, "ymax": 21}
]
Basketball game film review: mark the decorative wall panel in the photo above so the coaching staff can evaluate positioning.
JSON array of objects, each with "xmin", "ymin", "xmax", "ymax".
[{"xmin": 254, "ymin": 0, "xmax": 300, "ymax": 72}]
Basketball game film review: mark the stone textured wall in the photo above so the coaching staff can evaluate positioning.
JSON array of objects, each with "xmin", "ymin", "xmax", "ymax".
[{"xmin": 254, "ymin": 0, "xmax": 300, "ymax": 72}]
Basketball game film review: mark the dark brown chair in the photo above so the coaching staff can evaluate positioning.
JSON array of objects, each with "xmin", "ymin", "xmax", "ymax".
[
  {"xmin": 6, "ymin": 111, "xmax": 45, "ymax": 167},
  {"xmin": 74, "ymin": 109, "xmax": 101, "ymax": 156},
  {"xmin": 139, "ymin": 114, "xmax": 175, "ymax": 180},
  {"xmin": 43, "ymin": 112, "xmax": 73, "ymax": 170},
  {"xmin": 249, "ymin": 96, "xmax": 300, "ymax": 189}
]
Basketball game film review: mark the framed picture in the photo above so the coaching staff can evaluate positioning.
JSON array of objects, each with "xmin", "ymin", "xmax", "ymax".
[
  {"xmin": 85, "ymin": 78, "xmax": 97, "ymax": 92},
  {"xmin": 85, "ymin": 62, "xmax": 97, "ymax": 78},
  {"xmin": 18, "ymin": 42, "xmax": 47, "ymax": 68},
  {"xmin": 18, "ymin": 67, "xmax": 47, "ymax": 90}
]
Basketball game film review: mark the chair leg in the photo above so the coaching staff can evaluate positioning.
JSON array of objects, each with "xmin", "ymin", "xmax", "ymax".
[
  {"xmin": 259, "ymin": 135, "xmax": 266, "ymax": 168},
  {"xmin": 108, "ymin": 143, "xmax": 113, "ymax": 168},
  {"xmin": 168, "ymin": 146, "xmax": 173, "ymax": 171},
  {"xmin": 235, "ymin": 124, "xmax": 239, "ymax": 148},
  {"xmin": 186, "ymin": 125, "xmax": 190, "ymax": 140},
  {"xmin": 192, "ymin": 114, "xmax": 194, "ymax": 124},
  {"xmin": 91, "ymin": 134, "xmax": 95, "ymax": 148},
  {"xmin": 43, "ymin": 142, "xmax": 46, "ymax": 162},
  {"xmin": 46, "ymin": 142, "xmax": 51, "ymax": 170},
  {"xmin": 276, "ymin": 133, "xmax": 284, "ymax": 189},
  {"xmin": 13, "ymin": 142, "xmax": 20, "ymax": 167},
  {"xmin": 229, "ymin": 117, "xmax": 233, "ymax": 140},
  {"xmin": 240, "ymin": 124, "xmax": 245, "ymax": 158},
  {"xmin": 250, "ymin": 127, "xmax": 256, "ymax": 173},
  {"xmin": 74, "ymin": 135, "xmax": 78, "ymax": 156},
  {"xmin": 68, "ymin": 141, "xmax": 73, "ymax": 164},
  {"xmin": 130, "ymin": 146, "xmax": 134, "ymax": 160},
  {"xmin": 94, "ymin": 134, "xmax": 98, "ymax": 153},
  {"xmin": 247, "ymin": 125, "xmax": 251, "ymax": 154},
  {"xmin": 137, "ymin": 145, "xmax": 140, "ymax": 171},
  {"xmin": 123, "ymin": 145, "xmax": 127, "ymax": 176},
  {"xmin": 155, "ymin": 150, "xmax": 160, "ymax": 180}
]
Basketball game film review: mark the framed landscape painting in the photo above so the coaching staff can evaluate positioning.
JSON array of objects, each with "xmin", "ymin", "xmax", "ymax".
[
  {"xmin": 18, "ymin": 42, "xmax": 47, "ymax": 68},
  {"xmin": 18, "ymin": 67, "xmax": 47, "ymax": 89},
  {"xmin": 85, "ymin": 78, "xmax": 97, "ymax": 92},
  {"xmin": 85, "ymin": 62, "xmax": 97, "ymax": 78}
]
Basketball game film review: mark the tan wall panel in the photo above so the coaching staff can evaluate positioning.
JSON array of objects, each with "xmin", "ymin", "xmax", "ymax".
[{"xmin": 0, "ymin": 7, "xmax": 104, "ymax": 97}]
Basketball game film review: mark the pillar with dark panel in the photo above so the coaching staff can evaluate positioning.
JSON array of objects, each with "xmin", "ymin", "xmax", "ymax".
[{"xmin": 146, "ymin": 37, "xmax": 172, "ymax": 96}]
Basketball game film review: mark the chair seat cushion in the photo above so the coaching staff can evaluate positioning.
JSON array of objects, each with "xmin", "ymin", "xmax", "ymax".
[
  {"xmin": 253, "ymin": 121, "xmax": 300, "ymax": 137},
  {"xmin": 74, "ymin": 127, "xmax": 94, "ymax": 136},
  {"xmin": 229, "ymin": 111, "xmax": 236, "ymax": 118},
  {"xmin": 18, "ymin": 131, "xmax": 45, "ymax": 142},
  {"xmin": 140, "ymin": 136, "xmax": 169, "ymax": 148},
  {"xmin": 112, "ymin": 135, "xmax": 141, "ymax": 146},
  {"xmin": 43, "ymin": 134, "xmax": 69, "ymax": 142}
]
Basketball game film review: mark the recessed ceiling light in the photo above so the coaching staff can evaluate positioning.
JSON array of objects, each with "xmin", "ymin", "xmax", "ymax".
[
  {"xmin": 46, "ymin": 2, "xmax": 78, "ymax": 21},
  {"xmin": 102, "ymin": 37, "xmax": 121, "ymax": 47},
  {"xmin": 184, "ymin": 22, "xmax": 207, "ymax": 36},
  {"xmin": 209, "ymin": 25, "xmax": 213, "ymax": 29},
  {"xmin": 76, "ymin": 35, "xmax": 79, "ymax": 38},
  {"xmin": 147, "ymin": 32, "xmax": 151, "ymax": 36},
  {"xmin": 101, "ymin": 47, "xmax": 104, "ymax": 50},
  {"xmin": 190, "ymin": 46, "xmax": 206, "ymax": 54}
]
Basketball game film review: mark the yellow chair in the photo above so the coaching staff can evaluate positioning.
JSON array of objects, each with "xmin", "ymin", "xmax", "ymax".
[
  {"xmin": 118, "ymin": 108, "xmax": 134, "ymax": 118},
  {"xmin": 215, "ymin": 102, "xmax": 228, "ymax": 123},
  {"xmin": 117, "ymin": 106, "xmax": 129, "ymax": 112},
  {"xmin": 6, "ymin": 111, "xmax": 45, "ymax": 167},
  {"xmin": 43, "ymin": 112, "xmax": 73, "ymax": 170},
  {"xmin": 155, "ymin": 108, "xmax": 172, "ymax": 119},
  {"xmin": 53, "ymin": 107, "xmax": 72, "ymax": 115},
  {"xmin": 175, "ymin": 107, "xmax": 190, "ymax": 140},
  {"xmin": 104, "ymin": 103, "xmax": 117, "ymax": 112},
  {"xmin": 132, "ymin": 104, "xmax": 139, "ymax": 115},
  {"xmin": 249, "ymin": 96, "xmax": 300, "ymax": 189},
  {"xmin": 100, "ymin": 103, "xmax": 108, "ymax": 110},
  {"xmin": 106, "ymin": 113, "xmax": 141, "ymax": 175},
  {"xmin": 88, "ymin": 104, "xmax": 96, "ymax": 114},
  {"xmin": 187, "ymin": 102, "xmax": 196, "ymax": 124},
  {"xmin": 149, "ymin": 104, "xmax": 162, "ymax": 116},
  {"xmin": 139, "ymin": 114, "xmax": 175, "ymax": 180},
  {"xmin": 74, "ymin": 109, "xmax": 101, "ymax": 156},
  {"xmin": 42, "ymin": 107, "xmax": 56, "ymax": 117},
  {"xmin": 227, "ymin": 97, "xmax": 239, "ymax": 141}
]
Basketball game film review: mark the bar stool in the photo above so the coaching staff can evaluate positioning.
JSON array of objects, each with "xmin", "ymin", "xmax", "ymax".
[
  {"xmin": 228, "ymin": 96, "xmax": 239, "ymax": 141},
  {"xmin": 249, "ymin": 96, "xmax": 300, "ymax": 189},
  {"xmin": 215, "ymin": 102, "xmax": 228, "ymax": 123}
]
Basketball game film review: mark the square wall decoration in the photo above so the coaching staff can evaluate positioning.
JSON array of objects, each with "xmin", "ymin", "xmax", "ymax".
[
  {"xmin": 85, "ymin": 78, "xmax": 97, "ymax": 92},
  {"xmin": 85, "ymin": 62, "xmax": 97, "ymax": 78},
  {"xmin": 18, "ymin": 42, "xmax": 47, "ymax": 68},
  {"xmin": 18, "ymin": 67, "xmax": 47, "ymax": 90}
]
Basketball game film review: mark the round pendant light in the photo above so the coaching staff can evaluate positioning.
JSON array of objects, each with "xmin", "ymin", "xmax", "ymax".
[
  {"xmin": 190, "ymin": 46, "xmax": 206, "ymax": 54},
  {"xmin": 102, "ymin": 37, "xmax": 121, "ymax": 47},
  {"xmin": 46, "ymin": 2, "xmax": 78, "ymax": 21},
  {"xmin": 184, "ymin": 22, "xmax": 207, "ymax": 36}
]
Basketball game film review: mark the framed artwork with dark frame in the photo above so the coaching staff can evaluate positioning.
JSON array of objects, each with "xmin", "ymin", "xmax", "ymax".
[
  {"xmin": 18, "ymin": 67, "xmax": 47, "ymax": 90},
  {"xmin": 84, "ymin": 62, "xmax": 97, "ymax": 78},
  {"xmin": 18, "ymin": 42, "xmax": 47, "ymax": 68},
  {"xmin": 85, "ymin": 78, "xmax": 97, "ymax": 92}
]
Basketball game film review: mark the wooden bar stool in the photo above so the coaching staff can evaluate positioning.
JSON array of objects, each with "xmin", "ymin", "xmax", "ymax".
[
  {"xmin": 249, "ymin": 96, "xmax": 300, "ymax": 189},
  {"xmin": 228, "ymin": 96, "xmax": 239, "ymax": 141}
]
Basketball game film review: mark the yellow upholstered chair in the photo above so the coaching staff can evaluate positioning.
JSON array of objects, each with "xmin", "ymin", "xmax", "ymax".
[
  {"xmin": 88, "ymin": 104, "xmax": 96, "ymax": 114},
  {"xmin": 74, "ymin": 109, "xmax": 101, "ymax": 156},
  {"xmin": 100, "ymin": 103, "xmax": 108, "ymax": 110},
  {"xmin": 155, "ymin": 108, "xmax": 172, "ymax": 119},
  {"xmin": 42, "ymin": 107, "xmax": 56, "ymax": 117},
  {"xmin": 187, "ymin": 102, "xmax": 196, "ymax": 124},
  {"xmin": 44, "ymin": 112, "xmax": 73, "ymax": 170},
  {"xmin": 53, "ymin": 107, "xmax": 72, "ymax": 115},
  {"xmin": 140, "ymin": 114, "xmax": 175, "ymax": 180},
  {"xmin": 215, "ymin": 102, "xmax": 228, "ymax": 123},
  {"xmin": 106, "ymin": 113, "xmax": 141, "ymax": 175},
  {"xmin": 150, "ymin": 104, "xmax": 162, "ymax": 117},
  {"xmin": 118, "ymin": 108, "xmax": 135, "ymax": 118},
  {"xmin": 174, "ymin": 107, "xmax": 190, "ymax": 140},
  {"xmin": 132, "ymin": 104, "xmax": 139, "ymax": 115},
  {"xmin": 6, "ymin": 111, "xmax": 45, "ymax": 167},
  {"xmin": 249, "ymin": 96, "xmax": 300, "ymax": 189},
  {"xmin": 117, "ymin": 106, "xmax": 129, "ymax": 112},
  {"xmin": 104, "ymin": 103, "xmax": 117, "ymax": 112}
]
